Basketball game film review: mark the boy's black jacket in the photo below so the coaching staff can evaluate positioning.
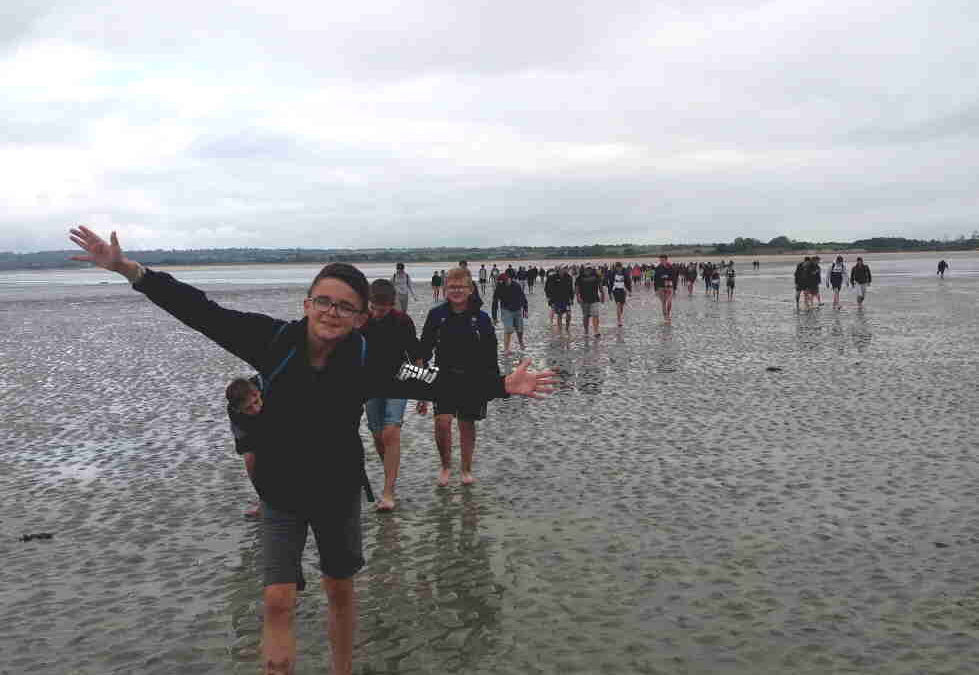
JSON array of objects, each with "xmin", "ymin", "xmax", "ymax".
[{"xmin": 135, "ymin": 269, "xmax": 505, "ymax": 516}]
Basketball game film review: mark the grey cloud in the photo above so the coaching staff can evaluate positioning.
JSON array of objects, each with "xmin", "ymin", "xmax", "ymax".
[{"xmin": 3, "ymin": 0, "xmax": 979, "ymax": 252}]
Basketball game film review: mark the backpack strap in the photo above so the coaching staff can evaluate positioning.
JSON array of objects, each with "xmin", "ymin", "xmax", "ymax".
[{"xmin": 260, "ymin": 322, "xmax": 297, "ymax": 396}]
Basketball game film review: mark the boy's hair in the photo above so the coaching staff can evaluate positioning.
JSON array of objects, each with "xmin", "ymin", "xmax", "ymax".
[
  {"xmin": 226, "ymin": 378, "xmax": 257, "ymax": 410},
  {"xmin": 370, "ymin": 278, "xmax": 397, "ymax": 305},
  {"xmin": 446, "ymin": 267, "xmax": 472, "ymax": 284},
  {"xmin": 306, "ymin": 263, "xmax": 369, "ymax": 310}
]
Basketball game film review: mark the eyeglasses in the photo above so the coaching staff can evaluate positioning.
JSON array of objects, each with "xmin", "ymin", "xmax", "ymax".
[
  {"xmin": 445, "ymin": 285, "xmax": 471, "ymax": 292},
  {"xmin": 308, "ymin": 295, "xmax": 362, "ymax": 318}
]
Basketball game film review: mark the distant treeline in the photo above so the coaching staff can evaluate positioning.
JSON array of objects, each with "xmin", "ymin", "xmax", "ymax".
[
  {"xmin": 3, "ymin": 234, "xmax": 977, "ymax": 271},
  {"xmin": 714, "ymin": 234, "xmax": 979, "ymax": 254}
]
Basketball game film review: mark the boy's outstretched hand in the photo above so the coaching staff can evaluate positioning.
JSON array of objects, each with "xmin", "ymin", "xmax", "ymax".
[
  {"xmin": 69, "ymin": 226, "xmax": 127, "ymax": 272},
  {"xmin": 504, "ymin": 359, "xmax": 556, "ymax": 398}
]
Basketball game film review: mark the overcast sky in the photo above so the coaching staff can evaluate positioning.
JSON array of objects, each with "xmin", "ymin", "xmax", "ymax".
[{"xmin": 2, "ymin": 0, "xmax": 977, "ymax": 252}]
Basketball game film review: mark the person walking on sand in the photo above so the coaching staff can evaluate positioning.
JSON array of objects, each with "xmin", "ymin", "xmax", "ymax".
[
  {"xmin": 391, "ymin": 262, "xmax": 417, "ymax": 313},
  {"xmin": 850, "ymin": 257, "xmax": 872, "ymax": 307},
  {"xmin": 478, "ymin": 264, "xmax": 488, "ymax": 293},
  {"xmin": 827, "ymin": 256, "xmax": 849, "ymax": 309},
  {"xmin": 431, "ymin": 269, "xmax": 443, "ymax": 300},
  {"xmin": 607, "ymin": 261, "xmax": 632, "ymax": 326},
  {"xmin": 69, "ymin": 226, "xmax": 555, "ymax": 675},
  {"xmin": 938, "ymin": 259, "xmax": 949, "ymax": 279},
  {"xmin": 794, "ymin": 257, "xmax": 809, "ymax": 309},
  {"xmin": 685, "ymin": 263, "xmax": 697, "ymax": 296},
  {"xmin": 547, "ymin": 266, "xmax": 574, "ymax": 330},
  {"xmin": 725, "ymin": 264, "xmax": 736, "ymax": 301},
  {"xmin": 492, "ymin": 273, "xmax": 528, "ymax": 354},
  {"xmin": 808, "ymin": 256, "xmax": 823, "ymax": 307},
  {"xmin": 653, "ymin": 254, "xmax": 675, "ymax": 321},
  {"xmin": 361, "ymin": 279, "xmax": 421, "ymax": 512},
  {"xmin": 575, "ymin": 265, "xmax": 605, "ymax": 337},
  {"xmin": 417, "ymin": 267, "xmax": 500, "ymax": 487}
]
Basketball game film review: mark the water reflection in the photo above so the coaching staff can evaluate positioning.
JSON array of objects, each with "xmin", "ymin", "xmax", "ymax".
[
  {"xmin": 795, "ymin": 310, "xmax": 822, "ymax": 350},
  {"xmin": 850, "ymin": 311, "xmax": 873, "ymax": 353},
  {"xmin": 655, "ymin": 324, "xmax": 678, "ymax": 374},
  {"xmin": 428, "ymin": 490, "xmax": 501, "ymax": 668},
  {"xmin": 830, "ymin": 315, "xmax": 846, "ymax": 355},
  {"xmin": 575, "ymin": 345, "xmax": 605, "ymax": 396}
]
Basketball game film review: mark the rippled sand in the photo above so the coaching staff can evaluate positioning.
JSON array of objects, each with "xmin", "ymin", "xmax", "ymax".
[{"xmin": 2, "ymin": 264, "xmax": 978, "ymax": 674}]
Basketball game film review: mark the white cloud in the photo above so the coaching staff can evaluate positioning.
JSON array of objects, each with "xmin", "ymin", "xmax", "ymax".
[{"xmin": 1, "ymin": 0, "xmax": 979, "ymax": 252}]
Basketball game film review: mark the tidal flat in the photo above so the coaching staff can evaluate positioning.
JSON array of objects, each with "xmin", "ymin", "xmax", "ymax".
[{"xmin": 2, "ymin": 255, "xmax": 978, "ymax": 674}]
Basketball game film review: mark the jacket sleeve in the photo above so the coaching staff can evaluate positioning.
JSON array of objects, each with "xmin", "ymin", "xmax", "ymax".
[
  {"xmin": 404, "ymin": 315, "xmax": 421, "ymax": 362},
  {"xmin": 363, "ymin": 356, "xmax": 507, "ymax": 402},
  {"xmin": 133, "ymin": 268, "xmax": 285, "ymax": 371},
  {"xmin": 867, "ymin": 268, "xmax": 872, "ymax": 283},
  {"xmin": 417, "ymin": 310, "xmax": 437, "ymax": 364},
  {"xmin": 479, "ymin": 313, "xmax": 501, "ymax": 376}
]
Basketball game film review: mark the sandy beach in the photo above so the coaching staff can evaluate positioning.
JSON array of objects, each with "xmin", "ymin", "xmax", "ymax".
[{"xmin": 2, "ymin": 255, "xmax": 978, "ymax": 674}]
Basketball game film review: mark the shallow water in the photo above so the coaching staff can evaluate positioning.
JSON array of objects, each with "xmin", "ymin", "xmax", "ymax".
[{"xmin": 2, "ymin": 255, "xmax": 978, "ymax": 674}]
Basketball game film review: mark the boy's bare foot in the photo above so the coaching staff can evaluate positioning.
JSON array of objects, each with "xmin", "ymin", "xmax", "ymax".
[
  {"xmin": 244, "ymin": 504, "xmax": 261, "ymax": 518},
  {"xmin": 437, "ymin": 468, "xmax": 451, "ymax": 487},
  {"xmin": 461, "ymin": 472, "xmax": 476, "ymax": 485},
  {"xmin": 376, "ymin": 496, "xmax": 396, "ymax": 512}
]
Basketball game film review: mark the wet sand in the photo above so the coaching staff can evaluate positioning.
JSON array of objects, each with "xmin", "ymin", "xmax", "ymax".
[{"xmin": 2, "ymin": 260, "xmax": 978, "ymax": 674}]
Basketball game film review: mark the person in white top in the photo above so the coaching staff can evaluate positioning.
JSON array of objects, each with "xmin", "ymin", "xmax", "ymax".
[
  {"xmin": 826, "ymin": 255, "xmax": 849, "ymax": 309},
  {"xmin": 478, "ymin": 264, "xmax": 488, "ymax": 293},
  {"xmin": 391, "ymin": 262, "xmax": 417, "ymax": 313}
]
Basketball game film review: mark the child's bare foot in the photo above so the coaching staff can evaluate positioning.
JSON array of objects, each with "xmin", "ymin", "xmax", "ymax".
[
  {"xmin": 244, "ymin": 504, "xmax": 261, "ymax": 518},
  {"xmin": 437, "ymin": 468, "xmax": 451, "ymax": 487},
  {"xmin": 461, "ymin": 472, "xmax": 476, "ymax": 485},
  {"xmin": 376, "ymin": 496, "xmax": 396, "ymax": 512}
]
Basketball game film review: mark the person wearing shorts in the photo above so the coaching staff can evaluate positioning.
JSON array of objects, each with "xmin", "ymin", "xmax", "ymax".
[
  {"xmin": 607, "ymin": 261, "xmax": 632, "ymax": 326},
  {"xmin": 725, "ymin": 265, "xmax": 736, "ymax": 300},
  {"xmin": 827, "ymin": 256, "xmax": 848, "ymax": 309},
  {"xmin": 546, "ymin": 267, "xmax": 574, "ymax": 330},
  {"xmin": 653, "ymin": 255, "xmax": 675, "ymax": 321},
  {"xmin": 391, "ymin": 262, "xmax": 416, "ymax": 313},
  {"xmin": 794, "ymin": 257, "xmax": 808, "ymax": 309},
  {"xmin": 418, "ymin": 267, "xmax": 502, "ymax": 486},
  {"xmin": 807, "ymin": 256, "xmax": 823, "ymax": 307},
  {"xmin": 850, "ymin": 257, "xmax": 872, "ymax": 307},
  {"xmin": 575, "ymin": 265, "xmax": 605, "ymax": 336},
  {"xmin": 491, "ymin": 273, "xmax": 528, "ymax": 353},
  {"xmin": 362, "ymin": 279, "xmax": 420, "ymax": 512},
  {"xmin": 69, "ymin": 226, "xmax": 556, "ymax": 675},
  {"xmin": 431, "ymin": 270, "xmax": 443, "ymax": 300}
]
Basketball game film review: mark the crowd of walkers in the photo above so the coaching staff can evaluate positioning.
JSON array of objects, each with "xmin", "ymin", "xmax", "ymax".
[{"xmin": 70, "ymin": 224, "xmax": 903, "ymax": 675}]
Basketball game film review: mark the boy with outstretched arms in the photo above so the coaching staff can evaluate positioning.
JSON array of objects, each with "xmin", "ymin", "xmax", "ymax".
[
  {"xmin": 416, "ymin": 267, "xmax": 498, "ymax": 486},
  {"xmin": 69, "ymin": 226, "xmax": 554, "ymax": 675}
]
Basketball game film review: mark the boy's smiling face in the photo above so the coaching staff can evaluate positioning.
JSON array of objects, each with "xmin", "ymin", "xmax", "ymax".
[{"xmin": 241, "ymin": 388, "xmax": 263, "ymax": 416}]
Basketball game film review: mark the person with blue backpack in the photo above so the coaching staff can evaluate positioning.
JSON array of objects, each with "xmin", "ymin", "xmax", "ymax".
[{"xmin": 68, "ymin": 226, "xmax": 555, "ymax": 675}]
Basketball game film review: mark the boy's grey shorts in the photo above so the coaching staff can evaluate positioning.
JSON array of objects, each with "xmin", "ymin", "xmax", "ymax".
[{"xmin": 261, "ymin": 494, "xmax": 363, "ymax": 590}]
